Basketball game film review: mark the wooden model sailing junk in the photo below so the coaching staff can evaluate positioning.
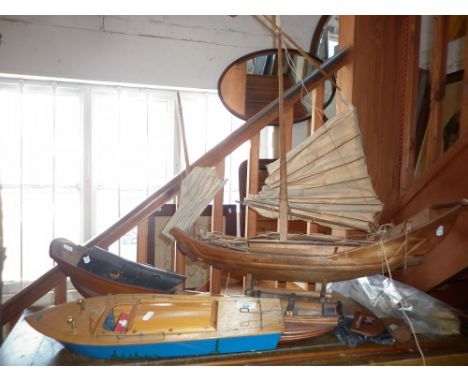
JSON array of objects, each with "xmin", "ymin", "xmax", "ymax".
[
  {"xmin": 165, "ymin": 17, "xmax": 465, "ymax": 284},
  {"xmin": 166, "ymin": 97, "xmax": 465, "ymax": 283}
]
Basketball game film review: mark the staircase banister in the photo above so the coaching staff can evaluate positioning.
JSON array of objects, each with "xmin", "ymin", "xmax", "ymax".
[
  {"xmin": 88, "ymin": 46, "xmax": 350, "ymax": 248},
  {"xmin": 1, "ymin": 47, "xmax": 350, "ymax": 326}
]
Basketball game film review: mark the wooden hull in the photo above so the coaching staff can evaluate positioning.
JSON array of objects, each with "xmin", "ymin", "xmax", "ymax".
[
  {"xmin": 50, "ymin": 238, "xmax": 185, "ymax": 297},
  {"xmin": 25, "ymin": 293, "xmax": 284, "ymax": 360},
  {"xmin": 171, "ymin": 205, "xmax": 463, "ymax": 283}
]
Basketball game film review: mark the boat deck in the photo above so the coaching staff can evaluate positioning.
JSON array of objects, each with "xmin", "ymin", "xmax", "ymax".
[{"xmin": 1, "ymin": 309, "xmax": 468, "ymax": 366}]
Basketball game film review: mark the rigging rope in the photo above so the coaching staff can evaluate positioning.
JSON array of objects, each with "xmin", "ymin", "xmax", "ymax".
[{"xmin": 378, "ymin": 235, "xmax": 426, "ymax": 366}]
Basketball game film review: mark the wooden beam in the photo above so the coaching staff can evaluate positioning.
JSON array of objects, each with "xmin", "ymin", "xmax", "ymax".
[
  {"xmin": 246, "ymin": 134, "xmax": 260, "ymax": 238},
  {"xmin": 277, "ymin": 104, "xmax": 294, "ymax": 237},
  {"xmin": 400, "ymin": 16, "xmax": 422, "ymax": 194},
  {"xmin": 1, "ymin": 267, "xmax": 66, "ymax": 325},
  {"xmin": 176, "ymin": 92, "xmax": 191, "ymax": 171},
  {"xmin": 173, "ymin": 194, "xmax": 185, "ymax": 290},
  {"xmin": 210, "ymin": 160, "xmax": 225, "ymax": 294},
  {"xmin": 426, "ymin": 16, "xmax": 449, "ymax": 166},
  {"xmin": 244, "ymin": 133, "xmax": 260, "ymax": 294},
  {"xmin": 53, "ymin": 273, "xmax": 67, "ymax": 305},
  {"xmin": 310, "ymin": 82, "xmax": 325, "ymax": 134},
  {"xmin": 0, "ymin": 186, "xmax": 5, "ymax": 340},
  {"xmin": 136, "ymin": 218, "xmax": 149, "ymax": 264},
  {"xmin": 394, "ymin": 208, "xmax": 468, "ymax": 291},
  {"xmin": 276, "ymin": 17, "xmax": 289, "ymax": 242},
  {"xmin": 284, "ymin": 104, "xmax": 294, "ymax": 152},
  {"xmin": 337, "ymin": 16, "xmax": 355, "ymax": 109},
  {"xmin": 338, "ymin": 16, "xmax": 406, "ymax": 208},
  {"xmin": 459, "ymin": 20, "xmax": 468, "ymax": 137},
  {"xmin": 380, "ymin": 129, "xmax": 468, "ymax": 224},
  {"xmin": 308, "ymin": 74, "xmax": 326, "ymax": 238}
]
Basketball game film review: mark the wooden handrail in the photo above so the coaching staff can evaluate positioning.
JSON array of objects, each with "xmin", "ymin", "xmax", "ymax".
[
  {"xmin": 1, "ymin": 47, "xmax": 350, "ymax": 326},
  {"xmin": 380, "ymin": 129, "xmax": 468, "ymax": 224},
  {"xmin": 1, "ymin": 267, "xmax": 66, "ymax": 324}
]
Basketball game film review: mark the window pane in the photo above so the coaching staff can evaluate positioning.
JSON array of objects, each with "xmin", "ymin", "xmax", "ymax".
[
  {"xmin": 0, "ymin": 84, "xmax": 21, "ymax": 186},
  {"xmin": 95, "ymin": 188, "xmax": 119, "ymax": 235},
  {"xmin": 119, "ymin": 90, "xmax": 148, "ymax": 190},
  {"xmin": 205, "ymin": 93, "xmax": 234, "ymax": 150},
  {"xmin": 22, "ymin": 85, "xmax": 54, "ymax": 185},
  {"xmin": 118, "ymin": 190, "xmax": 147, "ymax": 261},
  {"xmin": 55, "ymin": 88, "xmax": 83, "ymax": 187},
  {"xmin": 148, "ymin": 94, "xmax": 174, "ymax": 190},
  {"xmin": 119, "ymin": 227, "xmax": 137, "ymax": 261},
  {"xmin": 1, "ymin": 188, "xmax": 21, "ymax": 282},
  {"xmin": 54, "ymin": 188, "xmax": 81, "ymax": 242},
  {"xmin": 178, "ymin": 92, "xmax": 207, "ymax": 163},
  {"xmin": 22, "ymin": 187, "xmax": 54, "ymax": 281},
  {"xmin": 92, "ymin": 89, "xmax": 119, "ymax": 188}
]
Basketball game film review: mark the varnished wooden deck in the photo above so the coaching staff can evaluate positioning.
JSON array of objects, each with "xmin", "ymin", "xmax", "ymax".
[{"xmin": 1, "ymin": 309, "xmax": 467, "ymax": 366}]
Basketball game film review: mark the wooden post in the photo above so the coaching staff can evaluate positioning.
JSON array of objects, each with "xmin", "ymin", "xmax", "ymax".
[
  {"xmin": 137, "ymin": 218, "xmax": 149, "ymax": 264},
  {"xmin": 308, "ymin": 75, "xmax": 326, "ymax": 236},
  {"xmin": 0, "ymin": 190, "xmax": 5, "ymax": 341},
  {"xmin": 54, "ymin": 274, "xmax": 67, "ymax": 305},
  {"xmin": 173, "ymin": 194, "xmax": 185, "ymax": 290},
  {"xmin": 246, "ymin": 134, "xmax": 260, "ymax": 239},
  {"xmin": 275, "ymin": 104, "xmax": 293, "ymax": 290},
  {"xmin": 459, "ymin": 21, "xmax": 468, "ymax": 137},
  {"xmin": 210, "ymin": 161, "xmax": 225, "ymax": 294},
  {"xmin": 244, "ymin": 133, "xmax": 260, "ymax": 293},
  {"xmin": 400, "ymin": 16, "xmax": 422, "ymax": 194},
  {"xmin": 426, "ymin": 16, "xmax": 449, "ymax": 166},
  {"xmin": 337, "ymin": 16, "xmax": 407, "ymax": 209},
  {"xmin": 276, "ymin": 104, "xmax": 293, "ymax": 234},
  {"xmin": 176, "ymin": 92, "xmax": 191, "ymax": 172},
  {"xmin": 307, "ymin": 81, "xmax": 326, "ymax": 291},
  {"xmin": 310, "ymin": 82, "xmax": 325, "ymax": 135},
  {"xmin": 276, "ymin": 16, "xmax": 289, "ymax": 242}
]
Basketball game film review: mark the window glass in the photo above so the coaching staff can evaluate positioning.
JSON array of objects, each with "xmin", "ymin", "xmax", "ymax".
[{"xmin": 0, "ymin": 78, "xmax": 247, "ymax": 287}]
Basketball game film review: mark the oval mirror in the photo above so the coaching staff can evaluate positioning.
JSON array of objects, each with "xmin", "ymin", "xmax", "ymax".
[
  {"xmin": 310, "ymin": 15, "xmax": 339, "ymax": 119},
  {"xmin": 311, "ymin": 15, "xmax": 340, "ymax": 61},
  {"xmin": 218, "ymin": 49, "xmax": 320, "ymax": 125}
]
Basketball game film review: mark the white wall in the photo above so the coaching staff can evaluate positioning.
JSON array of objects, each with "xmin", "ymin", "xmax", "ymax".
[{"xmin": 0, "ymin": 15, "xmax": 320, "ymax": 89}]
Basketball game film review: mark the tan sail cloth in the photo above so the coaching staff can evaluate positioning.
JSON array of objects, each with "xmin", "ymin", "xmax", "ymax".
[
  {"xmin": 163, "ymin": 167, "xmax": 226, "ymax": 240},
  {"xmin": 244, "ymin": 105, "xmax": 383, "ymax": 232}
]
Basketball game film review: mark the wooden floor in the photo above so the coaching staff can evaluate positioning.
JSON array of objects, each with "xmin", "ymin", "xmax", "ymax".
[{"xmin": 1, "ymin": 310, "xmax": 468, "ymax": 366}]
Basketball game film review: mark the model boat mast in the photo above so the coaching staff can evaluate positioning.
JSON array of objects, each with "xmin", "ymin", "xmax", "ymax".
[{"xmin": 275, "ymin": 15, "xmax": 289, "ymax": 241}]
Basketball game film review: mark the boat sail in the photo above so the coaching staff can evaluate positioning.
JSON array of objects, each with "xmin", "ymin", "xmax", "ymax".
[{"xmin": 244, "ymin": 97, "xmax": 382, "ymax": 233}]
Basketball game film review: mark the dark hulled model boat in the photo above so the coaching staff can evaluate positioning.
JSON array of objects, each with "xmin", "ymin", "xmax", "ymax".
[{"xmin": 50, "ymin": 238, "xmax": 186, "ymax": 297}]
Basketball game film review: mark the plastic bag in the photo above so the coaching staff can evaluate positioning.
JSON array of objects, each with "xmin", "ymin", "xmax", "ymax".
[{"xmin": 328, "ymin": 275, "xmax": 460, "ymax": 335}]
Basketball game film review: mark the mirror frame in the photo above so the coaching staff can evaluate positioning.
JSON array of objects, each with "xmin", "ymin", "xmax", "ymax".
[{"xmin": 217, "ymin": 48, "xmax": 318, "ymax": 124}]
